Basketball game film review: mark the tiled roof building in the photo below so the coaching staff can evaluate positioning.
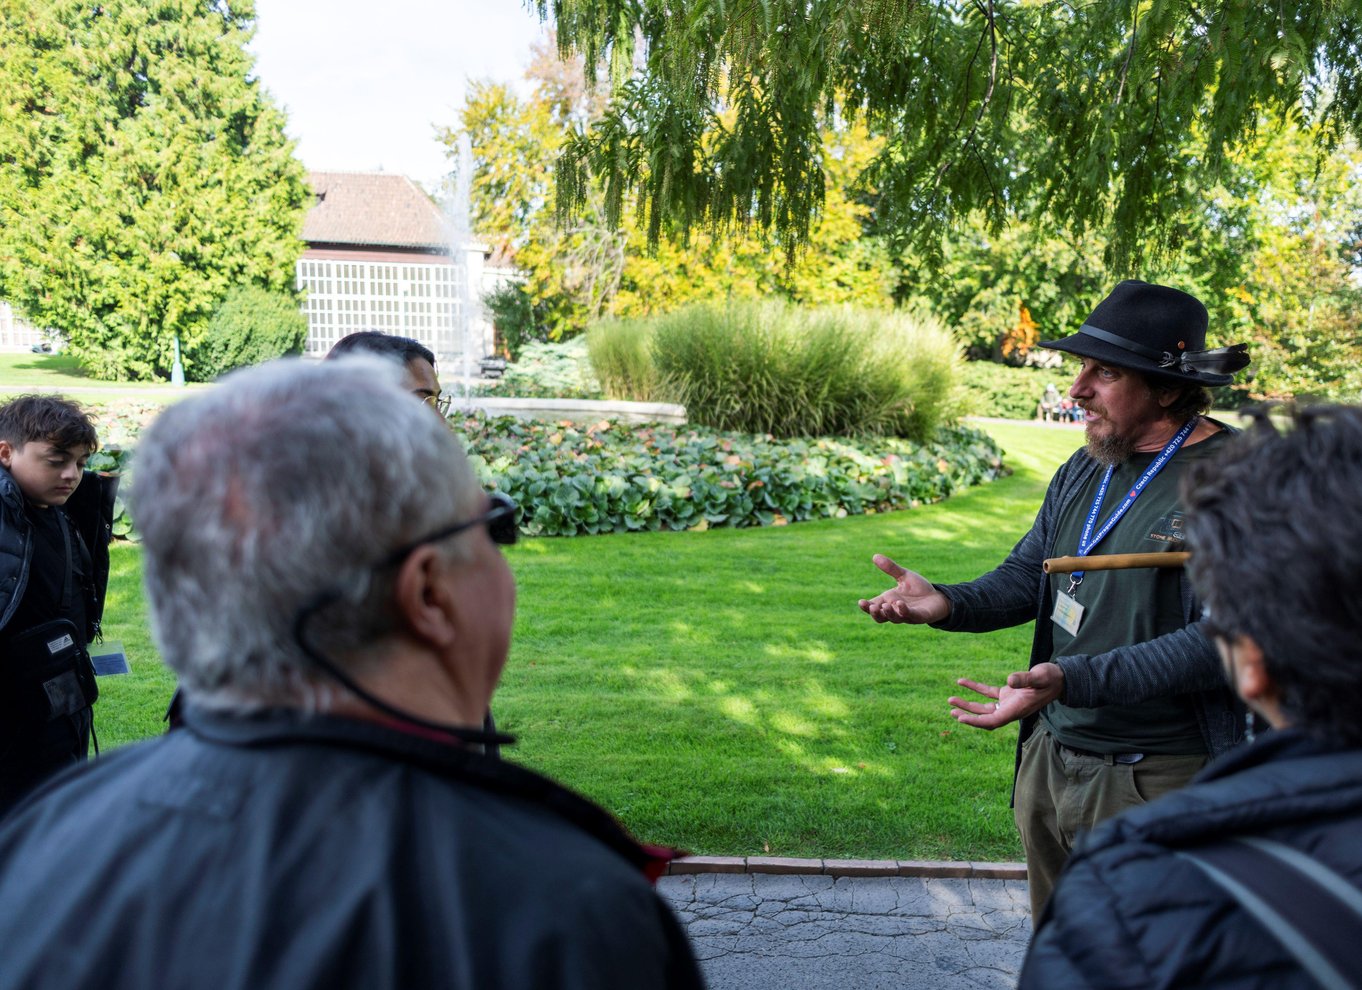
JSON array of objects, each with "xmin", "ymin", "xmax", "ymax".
[
  {"xmin": 303, "ymin": 172, "xmax": 449, "ymax": 250},
  {"xmin": 297, "ymin": 171, "xmax": 491, "ymax": 362}
]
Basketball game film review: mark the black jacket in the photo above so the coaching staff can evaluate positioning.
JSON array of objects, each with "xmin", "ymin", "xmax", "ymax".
[
  {"xmin": 1020, "ymin": 730, "xmax": 1362, "ymax": 988},
  {"xmin": 0, "ymin": 706, "xmax": 704, "ymax": 990},
  {"xmin": 0, "ymin": 465, "xmax": 118, "ymax": 641}
]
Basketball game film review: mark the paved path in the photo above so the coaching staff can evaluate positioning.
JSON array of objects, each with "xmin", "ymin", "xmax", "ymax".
[{"xmin": 659, "ymin": 872, "xmax": 1031, "ymax": 990}]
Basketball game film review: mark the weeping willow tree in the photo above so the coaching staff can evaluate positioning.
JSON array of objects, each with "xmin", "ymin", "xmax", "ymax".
[{"xmin": 533, "ymin": 1, "xmax": 1362, "ymax": 268}]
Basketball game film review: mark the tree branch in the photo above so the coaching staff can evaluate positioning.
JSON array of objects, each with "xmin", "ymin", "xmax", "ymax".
[{"xmin": 1114, "ymin": 6, "xmax": 1140, "ymax": 106}]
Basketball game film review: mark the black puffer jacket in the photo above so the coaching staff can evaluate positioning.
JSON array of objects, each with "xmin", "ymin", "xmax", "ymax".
[
  {"xmin": 1020, "ymin": 730, "xmax": 1362, "ymax": 988},
  {"xmin": 0, "ymin": 466, "xmax": 118, "ymax": 641}
]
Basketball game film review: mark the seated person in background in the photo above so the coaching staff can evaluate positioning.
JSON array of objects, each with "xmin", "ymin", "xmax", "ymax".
[
  {"xmin": 1021, "ymin": 404, "xmax": 1362, "ymax": 989},
  {"xmin": 0, "ymin": 359, "xmax": 702, "ymax": 990},
  {"xmin": 0, "ymin": 395, "xmax": 117, "ymax": 815},
  {"xmin": 1039, "ymin": 383, "xmax": 1062, "ymax": 421}
]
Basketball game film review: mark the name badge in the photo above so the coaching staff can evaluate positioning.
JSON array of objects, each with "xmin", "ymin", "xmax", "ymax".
[
  {"xmin": 1051, "ymin": 591, "xmax": 1085, "ymax": 637},
  {"xmin": 90, "ymin": 642, "xmax": 130, "ymax": 676}
]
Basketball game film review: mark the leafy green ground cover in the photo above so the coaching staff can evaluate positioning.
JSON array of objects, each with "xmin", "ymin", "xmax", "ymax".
[
  {"xmin": 92, "ymin": 421, "xmax": 1079, "ymax": 860},
  {"xmin": 460, "ymin": 416, "xmax": 1006, "ymax": 536}
]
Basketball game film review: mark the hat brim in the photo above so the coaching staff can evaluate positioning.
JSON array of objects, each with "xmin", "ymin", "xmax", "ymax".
[{"xmin": 1039, "ymin": 333, "xmax": 1237, "ymax": 387}]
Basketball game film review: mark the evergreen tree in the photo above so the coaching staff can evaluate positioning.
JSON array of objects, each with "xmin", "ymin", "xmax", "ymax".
[{"xmin": 0, "ymin": 0, "xmax": 308, "ymax": 380}]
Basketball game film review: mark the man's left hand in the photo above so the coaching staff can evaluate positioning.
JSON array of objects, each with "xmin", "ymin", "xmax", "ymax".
[{"xmin": 948, "ymin": 663, "xmax": 1065, "ymax": 729}]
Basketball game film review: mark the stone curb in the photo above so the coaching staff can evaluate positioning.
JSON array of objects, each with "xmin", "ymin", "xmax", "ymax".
[
  {"xmin": 454, "ymin": 396, "xmax": 688, "ymax": 425},
  {"xmin": 666, "ymin": 856, "xmax": 1026, "ymax": 880}
]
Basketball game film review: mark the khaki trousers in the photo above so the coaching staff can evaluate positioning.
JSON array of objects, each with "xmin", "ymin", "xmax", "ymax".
[{"xmin": 1014, "ymin": 724, "xmax": 1207, "ymax": 918}]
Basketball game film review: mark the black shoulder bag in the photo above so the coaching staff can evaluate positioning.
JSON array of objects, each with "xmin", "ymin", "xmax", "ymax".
[{"xmin": 0, "ymin": 510, "xmax": 99, "ymax": 738}]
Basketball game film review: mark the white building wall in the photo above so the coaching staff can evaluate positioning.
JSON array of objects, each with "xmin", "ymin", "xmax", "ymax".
[
  {"xmin": 0, "ymin": 302, "xmax": 49, "ymax": 352},
  {"xmin": 296, "ymin": 245, "xmax": 494, "ymax": 364}
]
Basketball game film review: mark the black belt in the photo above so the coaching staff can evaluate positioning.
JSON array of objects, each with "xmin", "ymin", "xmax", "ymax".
[{"xmin": 1056, "ymin": 740, "xmax": 1145, "ymax": 765}]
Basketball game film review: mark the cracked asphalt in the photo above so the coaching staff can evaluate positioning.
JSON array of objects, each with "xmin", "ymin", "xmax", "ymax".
[{"xmin": 658, "ymin": 873, "xmax": 1031, "ymax": 990}]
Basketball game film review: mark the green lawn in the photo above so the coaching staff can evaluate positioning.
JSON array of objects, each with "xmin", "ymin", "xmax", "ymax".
[
  {"xmin": 0, "ymin": 352, "xmax": 204, "ymax": 404},
  {"xmin": 94, "ymin": 421, "xmax": 1081, "ymax": 861}
]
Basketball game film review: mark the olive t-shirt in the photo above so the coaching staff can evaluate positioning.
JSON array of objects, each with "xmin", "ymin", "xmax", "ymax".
[{"xmin": 1041, "ymin": 430, "xmax": 1230, "ymax": 755}]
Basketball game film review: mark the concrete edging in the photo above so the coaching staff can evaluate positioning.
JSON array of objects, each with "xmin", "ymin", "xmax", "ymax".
[
  {"xmin": 667, "ymin": 857, "xmax": 1026, "ymax": 880},
  {"xmin": 451, "ymin": 396, "xmax": 687, "ymax": 425}
]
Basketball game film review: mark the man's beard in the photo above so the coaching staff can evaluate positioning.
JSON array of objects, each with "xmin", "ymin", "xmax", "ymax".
[{"xmin": 1085, "ymin": 426, "xmax": 1137, "ymax": 466}]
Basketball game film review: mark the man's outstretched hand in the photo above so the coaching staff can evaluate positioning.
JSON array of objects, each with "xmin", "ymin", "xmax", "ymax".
[
  {"xmin": 948, "ymin": 663, "xmax": 1066, "ymax": 729},
  {"xmin": 857, "ymin": 554, "xmax": 951, "ymax": 624}
]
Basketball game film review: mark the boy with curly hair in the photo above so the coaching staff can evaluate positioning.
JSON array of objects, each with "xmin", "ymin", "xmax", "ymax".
[{"xmin": 0, "ymin": 395, "xmax": 117, "ymax": 814}]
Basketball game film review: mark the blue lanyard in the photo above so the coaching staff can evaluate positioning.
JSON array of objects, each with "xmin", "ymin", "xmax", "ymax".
[{"xmin": 1070, "ymin": 416, "xmax": 1199, "ymax": 585}]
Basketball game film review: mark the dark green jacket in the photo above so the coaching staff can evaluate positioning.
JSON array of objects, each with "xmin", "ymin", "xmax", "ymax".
[{"xmin": 931, "ymin": 439, "xmax": 1243, "ymax": 774}]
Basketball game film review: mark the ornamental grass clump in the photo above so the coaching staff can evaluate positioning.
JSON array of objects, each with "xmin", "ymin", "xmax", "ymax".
[
  {"xmin": 586, "ymin": 316, "xmax": 668, "ymax": 401},
  {"xmin": 588, "ymin": 300, "xmax": 963, "ymax": 440}
]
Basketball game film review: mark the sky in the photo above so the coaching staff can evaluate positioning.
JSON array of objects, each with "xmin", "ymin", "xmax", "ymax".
[{"xmin": 249, "ymin": 0, "xmax": 552, "ymax": 190}]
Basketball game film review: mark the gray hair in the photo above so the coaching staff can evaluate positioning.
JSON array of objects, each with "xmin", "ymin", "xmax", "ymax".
[{"xmin": 131, "ymin": 357, "xmax": 483, "ymax": 710}]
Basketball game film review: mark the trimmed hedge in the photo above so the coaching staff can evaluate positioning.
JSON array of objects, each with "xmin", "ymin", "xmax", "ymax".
[
  {"xmin": 958, "ymin": 361, "xmax": 1059, "ymax": 419},
  {"xmin": 188, "ymin": 286, "xmax": 308, "ymax": 382},
  {"xmin": 455, "ymin": 414, "xmax": 1008, "ymax": 537}
]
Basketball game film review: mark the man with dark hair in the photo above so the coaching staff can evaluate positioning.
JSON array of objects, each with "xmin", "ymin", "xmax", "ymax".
[
  {"xmin": 0, "ymin": 395, "xmax": 117, "ymax": 814},
  {"xmin": 859, "ymin": 280, "xmax": 1252, "ymax": 915},
  {"xmin": 1021, "ymin": 404, "xmax": 1362, "ymax": 987},
  {"xmin": 0, "ymin": 359, "xmax": 702, "ymax": 989},
  {"xmin": 324, "ymin": 330, "xmax": 505, "ymax": 754},
  {"xmin": 328, "ymin": 330, "xmax": 447, "ymax": 414}
]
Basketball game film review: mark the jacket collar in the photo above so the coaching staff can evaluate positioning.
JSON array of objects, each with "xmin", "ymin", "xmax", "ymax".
[{"xmin": 180, "ymin": 704, "xmax": 681, "ymax": 881}]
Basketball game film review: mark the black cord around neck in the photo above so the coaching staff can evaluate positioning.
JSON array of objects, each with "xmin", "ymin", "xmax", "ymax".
[{"xmin": 290, "ymin": 592, "xmax": 515, "ymax": 750}]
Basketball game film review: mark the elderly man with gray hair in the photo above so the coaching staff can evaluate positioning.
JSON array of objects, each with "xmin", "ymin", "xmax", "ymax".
[{"xmin": 0, "ymin": 359, "xmax": 703, "ymax": 990}]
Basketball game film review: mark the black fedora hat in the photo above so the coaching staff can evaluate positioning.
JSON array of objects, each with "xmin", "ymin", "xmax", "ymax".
[{"xmin": 1040, "ymin": 280, "xmax": 1249, "ymax": 386}]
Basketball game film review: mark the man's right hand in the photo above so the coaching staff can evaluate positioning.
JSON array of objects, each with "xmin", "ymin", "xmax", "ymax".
[{"xmin": 857, "ymin": 554, "xmax": 951, "ymax": 624}]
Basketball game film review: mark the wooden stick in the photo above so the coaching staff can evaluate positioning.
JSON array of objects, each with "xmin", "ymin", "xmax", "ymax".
[{"xmin": 1043, "ymin": 552, "xmax": 1189, "ymax": 574}]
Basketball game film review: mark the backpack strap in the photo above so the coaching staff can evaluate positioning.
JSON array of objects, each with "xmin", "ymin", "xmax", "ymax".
[
  {"xmin": 47, "ymin": 511, "xmax": 98, "ymax": 755},
  {"xmin": 53, "ymin": 507, "xmax": 75, "ymax": 613},
  {"xmin": 1175, "ymin": 836, "xmax": 1362, "ymax": 990}
]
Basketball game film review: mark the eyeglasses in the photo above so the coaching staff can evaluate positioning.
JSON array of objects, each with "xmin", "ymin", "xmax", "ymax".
[
  {"xmin": 419, "ymin": 393, "xmax": 453, "ymax": 416},
  {"xmin": 378, "ymin": 491, "xmax": 518, "ymax": 567}
]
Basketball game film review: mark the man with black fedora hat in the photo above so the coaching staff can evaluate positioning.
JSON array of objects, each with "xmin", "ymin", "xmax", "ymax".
[{"xmin": 858, "ymin": 280, "xmax": 1251, "ymax": 916}]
